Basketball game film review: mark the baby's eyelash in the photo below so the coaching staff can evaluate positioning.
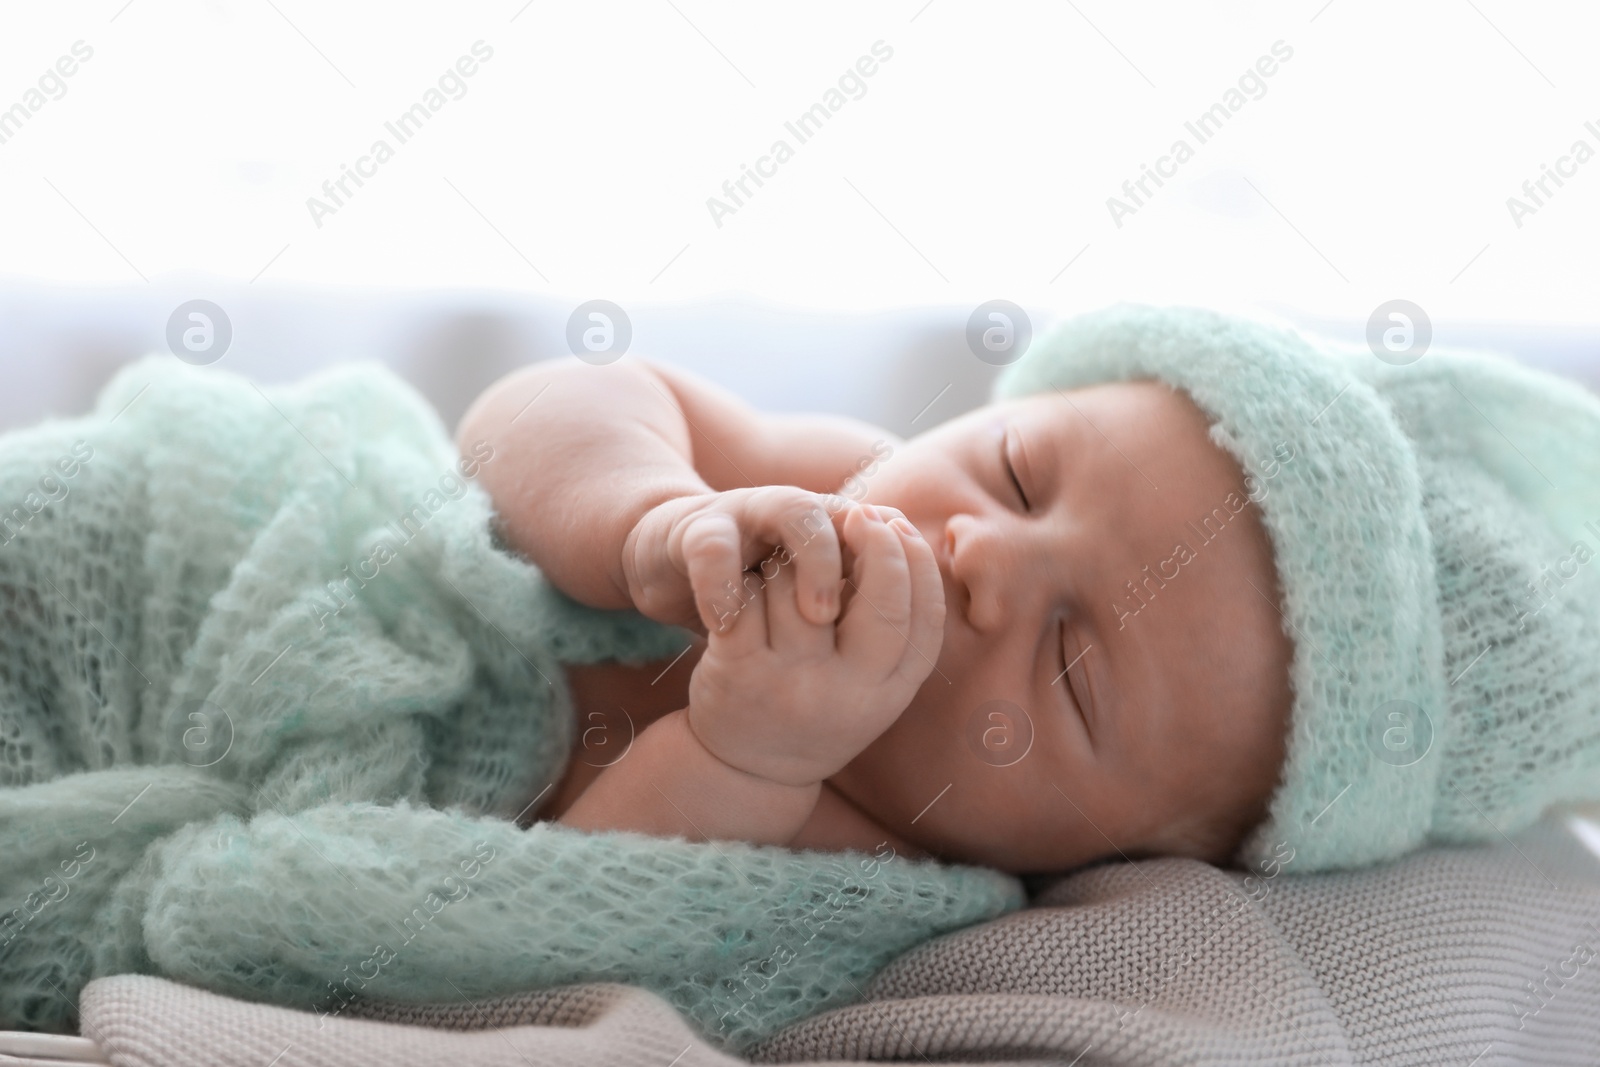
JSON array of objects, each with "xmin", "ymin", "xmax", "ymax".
[
  {"xmin": 1002, "ymin": 429, "xmax": 1029, "ymax": 509},
  {"xmin": 1058, "ymin": 618, "xmax": 1093, "ymax": 739}
]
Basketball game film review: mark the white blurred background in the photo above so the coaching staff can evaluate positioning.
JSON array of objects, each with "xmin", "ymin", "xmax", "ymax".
[{"xmin": 2, "ymin": 0, "xmax": 1598, "ymax": 435}]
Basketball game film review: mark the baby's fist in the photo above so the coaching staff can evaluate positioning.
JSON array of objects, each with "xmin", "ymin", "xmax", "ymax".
[
  {"xmin": 685, "ymin": 502, "xmax": 946, "ymax": 788},
  {"xmin": 622, "ymin": 487, "xmax": 849, "ymax": 636}
]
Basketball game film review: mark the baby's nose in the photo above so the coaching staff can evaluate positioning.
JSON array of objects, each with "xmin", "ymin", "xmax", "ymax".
[{"xmin": 944, "ymin": 513, "xmax": 1007, "ymax": 634}]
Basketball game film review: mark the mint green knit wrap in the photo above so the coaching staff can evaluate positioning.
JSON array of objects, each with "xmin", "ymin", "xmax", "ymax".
[
  {"xmin": 0, "ymin": 356, "xmax": 1022, "ymax": 1048},
  {"xmin": 995, "ymin": 304, "xmax": 1600, "ymax": 874}
]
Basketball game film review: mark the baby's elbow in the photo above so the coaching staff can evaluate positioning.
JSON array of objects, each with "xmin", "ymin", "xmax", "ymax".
[{"xmin": 454, "ymin": 361, "xmax": 566, "ymax": 452}]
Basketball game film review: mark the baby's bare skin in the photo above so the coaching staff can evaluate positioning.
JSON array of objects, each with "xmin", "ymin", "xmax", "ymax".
[
  {"xmin": 532, "ymin": 649, "xmax": 928, "ymax": 860},
  {"xmin": 459, "ymin": 357, "xmax": 1293, "ymax": 874}
]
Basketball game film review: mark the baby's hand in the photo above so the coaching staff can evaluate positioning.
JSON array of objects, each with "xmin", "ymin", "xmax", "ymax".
[
  {"xmin": 622, "ymin": 487, "xmax": 850, "ymax": 636},
  {"xmin": 683, "ymin": 503, "xmax": 946, "ymax": 788}
]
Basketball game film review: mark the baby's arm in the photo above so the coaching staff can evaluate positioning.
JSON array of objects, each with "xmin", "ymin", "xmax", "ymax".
[
  {"xmin": 455, "ymin": 357, "xmax": 923, "ymax": 848},
  {"xmin": 454, "ymin": 356, "xmax": 890, "ymax": 619},
  {"xmin": 556, "ymin": 707, "xmax": 821, "ymax": 846}
]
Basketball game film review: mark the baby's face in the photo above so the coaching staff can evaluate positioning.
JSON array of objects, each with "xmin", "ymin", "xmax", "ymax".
[{"xmin": 828, "ymin": 380, "xmax": 1294, "ymax": 874}]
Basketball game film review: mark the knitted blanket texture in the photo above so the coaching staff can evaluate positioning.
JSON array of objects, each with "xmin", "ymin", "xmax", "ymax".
[{"xmin": 0, "ymin": 356, "xmax": 1024, "ymax": 1051}]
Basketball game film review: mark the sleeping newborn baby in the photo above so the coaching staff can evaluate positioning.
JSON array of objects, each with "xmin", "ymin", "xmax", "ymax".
[
  {"xmin": 460, "ymin": 357, "xmax": 1293, "ymax": 875},
  {"xmin": 459, "ymin": 304, "xmax": 1600, "ymax": 877}
]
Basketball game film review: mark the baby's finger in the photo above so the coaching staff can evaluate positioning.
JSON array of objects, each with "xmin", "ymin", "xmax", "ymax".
[
  {"xmin": 711, "ymin": 566, "xmax": 769, "ymax": 656},
  {"xmin": 762, "ymin": 492, "xmax": 844, "ymax": 628},
  {"xmin": 761, "ymin": 548, "xmax": 831, "ymax": 657},
  {"xmin": 890, "ymin": 515, "xmax": 946, "ymax": 686},
  {"xmin": 835, "ymin": 504, "xmax": 913, "ymax": 676},
  {"xmin": 829, "ymin": 501, "xmax": 861, "ymax": 613},
  {"xmin": 683, "ymin": 514, "xmax": 758, "ymax": 646}
]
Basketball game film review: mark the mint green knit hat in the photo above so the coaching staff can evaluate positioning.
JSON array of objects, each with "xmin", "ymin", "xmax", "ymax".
[{"xmin": 992, "ymin": 303, "xmax": 1600, "ymax": 875}]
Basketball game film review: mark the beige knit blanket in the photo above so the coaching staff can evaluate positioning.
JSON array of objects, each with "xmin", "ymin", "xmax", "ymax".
[{"xmin": 72, "ymin": 807, "xmax": 1600, "ymax": 1067}]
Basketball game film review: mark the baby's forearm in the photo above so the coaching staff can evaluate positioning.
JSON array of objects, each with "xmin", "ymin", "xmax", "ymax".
[
  {"xmin": 455, "ymin": 358, "xmax": 710, "ymax": 611},
  {"xmin": 456, "ymin": 357, "xmax": 894, "ymax": 616},
  {"xmin": 557, "ymin": 708, "xmax": 822, "ymax": 846}
]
